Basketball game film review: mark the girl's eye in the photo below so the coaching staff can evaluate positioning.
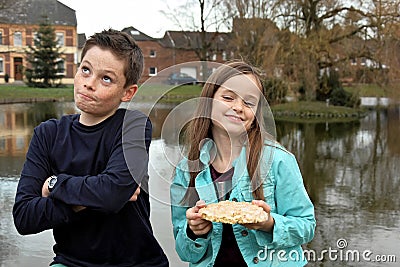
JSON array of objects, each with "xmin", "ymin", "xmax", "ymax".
[
  {"xmin": 103, "ymin": 76, "xmax": 112, "ymax": 83},
  {"xmin": 222, "ymin": 95, "xmax": 234, "ymax": 101},
  {"xmin": 244, "ymin": 101, "xmax": 256, "ymax": 107}
]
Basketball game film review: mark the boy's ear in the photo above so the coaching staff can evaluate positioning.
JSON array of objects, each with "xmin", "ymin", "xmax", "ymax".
[{"xmin": 121, "ymin": 84, "xmax": 138, "ymax": 102}]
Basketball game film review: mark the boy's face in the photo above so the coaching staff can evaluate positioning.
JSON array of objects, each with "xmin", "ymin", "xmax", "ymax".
[{"xmin": 74, "ymin": 46, "xmax": 136, "ymax": 123}]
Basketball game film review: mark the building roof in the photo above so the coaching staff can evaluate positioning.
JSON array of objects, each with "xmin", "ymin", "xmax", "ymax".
[
  {"xmin": 122, "ymin": 25, "xmax": 232, "ymax": 51},
  {"xmin": 160, "ymin": 30, "xmax": 231, "ymax": 50},
  {"xmin": 78, "ymin": 33, "xmax": 86, "ymax": 48},
  {"xmin": 122, "ymin": 26, "xmax": 156, "ymax": 42},
  {"xmin": 0, "ymin": 0, "xmax": 76, "ymax": 26}
]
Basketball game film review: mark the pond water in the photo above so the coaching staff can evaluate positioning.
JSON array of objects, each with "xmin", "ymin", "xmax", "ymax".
[{"xmin": 0, "ymin": 102, "xmax": 399, "ymax": 266}]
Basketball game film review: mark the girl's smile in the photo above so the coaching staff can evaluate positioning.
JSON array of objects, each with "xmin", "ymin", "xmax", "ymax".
[{"xmin": 211, "ymin": 74, "xmax": 261, "ymax": 136}]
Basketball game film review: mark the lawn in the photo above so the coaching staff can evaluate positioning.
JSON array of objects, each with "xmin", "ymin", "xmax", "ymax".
[
  {"xmin": 0, "ymin": 84, "xmax": 74, "ymax": 102},
  {"xmin": 344, "ymin": 83, "xmax": 388, "ymax": 97},
  {"xmin": 0, "ymin": 83, "xmax": 379, "ymax": 120},
  {"xmin": 270, "ymin": 101, "xmax": 368, "ymax": 121}
]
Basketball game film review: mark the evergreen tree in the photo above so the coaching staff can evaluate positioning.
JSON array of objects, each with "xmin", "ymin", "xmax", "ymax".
[{"xmin": 25, "ymin": 17, "xmax": 64, "ymax": 88}]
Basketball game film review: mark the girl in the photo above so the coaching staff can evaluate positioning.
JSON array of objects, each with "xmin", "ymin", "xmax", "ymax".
[{"xmin": 170, "ymin": 61, "xmax": 315, "ymax": 266}]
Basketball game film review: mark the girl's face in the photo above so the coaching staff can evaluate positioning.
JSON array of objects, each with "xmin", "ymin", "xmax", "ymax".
[
  {"xmin": 211, "ymin": 74, "xmax": 261, "ymax": 137},
  {"xmin": 74, "ymin": 46, "xmax": 136, "ymax": 125}
]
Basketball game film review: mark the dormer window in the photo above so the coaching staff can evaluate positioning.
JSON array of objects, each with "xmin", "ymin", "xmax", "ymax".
[{"xmin": 130, "ymin": 30, "xmax": 140, "ymax": 35}]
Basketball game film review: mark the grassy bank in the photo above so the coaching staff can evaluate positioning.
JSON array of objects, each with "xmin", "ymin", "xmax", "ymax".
[
  {"xmin": 0, "ymin": 84, "xmax": 74, "ymax": 103},
  {"xmin": 271, "ymin": 101, "xmax": 368, "ymax": 122},
  {"xmin": 344, "ymin": 83, "xmax": 387, "ymax": 97},
  {"xmin": 0, "ymin": 84, "xmax": 203, "ymax": 104},
  {"xmin": 0, "ymin": 84, "xmax": 372, "ymax": 120}
]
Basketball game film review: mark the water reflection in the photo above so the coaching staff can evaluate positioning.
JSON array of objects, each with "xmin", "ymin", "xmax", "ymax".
[
  {"xmin": 275, "ymin": 109, "xmax": 400, "ymax": 266},
  {"xmin": 0, "ymin": 102, "xmax": 399, "ymax": 266}
]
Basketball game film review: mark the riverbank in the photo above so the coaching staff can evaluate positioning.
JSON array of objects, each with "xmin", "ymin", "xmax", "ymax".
[
  {"xmin": 0, "ymin": 84, "xmax": 386, "ymax": 119},
  {"xmin": 272, "ymin": 101, "xmax": 368, "ymax": 122},
  {"xmin": 0, "ymin": 84, "xmax": 74, "ymax": 104}
]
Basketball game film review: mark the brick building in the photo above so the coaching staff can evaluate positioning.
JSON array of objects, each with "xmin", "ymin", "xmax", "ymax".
[
  {"xmin": 122, "ymin": 26, "xmax": 232, "ymax": 84},
  {"xmin": 0, "ymin": 0, "xmax": 78, "ymax": 84}
]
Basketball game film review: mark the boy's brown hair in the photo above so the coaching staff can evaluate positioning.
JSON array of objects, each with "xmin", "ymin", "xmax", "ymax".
[{"xmin": 81, "ymin": 29, "xmax": 144, "ymax": 88}]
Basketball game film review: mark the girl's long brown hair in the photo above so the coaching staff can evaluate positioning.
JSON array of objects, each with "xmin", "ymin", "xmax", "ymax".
[{"xmin": 181, "ymin": 61, "xmax": 267, "ymax": 205}]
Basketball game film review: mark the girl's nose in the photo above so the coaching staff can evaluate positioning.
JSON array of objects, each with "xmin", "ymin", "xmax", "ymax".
[{"xmin": 232, "ymin": 98, "xmax": 243, "ymax": 112}]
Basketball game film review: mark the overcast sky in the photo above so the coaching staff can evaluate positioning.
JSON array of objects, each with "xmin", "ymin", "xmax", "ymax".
[{"xmin": 58, "ymin": 0, "xmax": 187, "ymax": 38}]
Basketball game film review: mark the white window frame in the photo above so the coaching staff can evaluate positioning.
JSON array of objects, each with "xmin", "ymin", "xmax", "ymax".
[
  {"xmin": 150, "ymin": 49, "xmax": 156, "ymax": 58},
  {"xmin": 33, "ymin": 32, "xmax": 39, "ymax": 46},
  {"xmin": 222, "ymin": 51, "xmax": 227, "ymax": 61},
  {"xmin": 149, "ymin": 67, "xmax": 157, "ymax": 76},
  {"xmin": 56, "ymin": 32, "xmax": 64, "ymax": 47},
  {"xmin": 0, "ymin": 57, "xmax": 4, "ymax": 73},
  {"xmin": 56, "ymin": 58, "xmax": 66, "ymax": 75},
  {"xmin": 14, "ymin": 31, "xmax": 22, "ymax": 46}
]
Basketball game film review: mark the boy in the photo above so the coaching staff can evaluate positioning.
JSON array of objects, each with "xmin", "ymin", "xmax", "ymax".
[{"xmin": 13, "ymin": 29, "xmax": 168, "ymax": 267}]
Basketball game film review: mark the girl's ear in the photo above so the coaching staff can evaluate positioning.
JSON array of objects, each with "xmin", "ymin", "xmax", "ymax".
[{"xmin": 121, "ymin": 84, "xmax": 138, "ymax": 102}]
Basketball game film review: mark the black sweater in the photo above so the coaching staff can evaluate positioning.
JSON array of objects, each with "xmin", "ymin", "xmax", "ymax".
[{"xmin": 13, "ymin": 109, "xmax": 168, "ymax": 267}]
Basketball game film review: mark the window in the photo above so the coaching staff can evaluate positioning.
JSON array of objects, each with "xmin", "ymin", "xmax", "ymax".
[
  {"xmin": 14, "ymin": 31, "xmax": 22, "ymax": 46},
  {"xmin": 0, "ymin": 57, "xmax": 3, "ymax": 73},
  {"xmin": 0, "ymin": 32, "xmax": 2, "ymax": 45},
  {"xmin": 56, "ymin": 59, "xmax": 65, "ymax": 74},
  {"xmin": 212, "ymin": 53, "xmax": 217, "ymax": 61},
  {"xmin": 33, "ymin": 32, "xmax": 39, "ymax": 46},
  {"xmin": 56, "ymin": 32, "xmax": 64, "ymax": 46},
  {"xmin": 150, "ymin": 50, "xmax": 156, "ymax": 57},
  {"xmin": 222, "ymin": 51, "xmax": 227, "ymax": 61},
  {"xmin": 361, "ymin": 58, "xmax": 366, "ymax": 66},
  {"xmin": 149, "ymin": 67, "xmax": 157, "ymax": 76}
]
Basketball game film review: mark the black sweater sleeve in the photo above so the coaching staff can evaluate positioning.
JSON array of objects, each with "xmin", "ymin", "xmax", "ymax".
[
  {"xmin": 50, "ymin": 111, "xmax": 150, "ymax": 213},
  {"xmin": 13, "ymin": 122, "xmax": 79, "ymax": 235},
  {"xmin": 13, "ymin": 110, "xmax": 152, "ymax": 235}
]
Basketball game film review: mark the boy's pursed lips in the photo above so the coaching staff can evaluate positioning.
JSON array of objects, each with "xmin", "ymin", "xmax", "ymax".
[{"xmin": 78, "ymin": 92, "xmax": 96, "ymax": 101}]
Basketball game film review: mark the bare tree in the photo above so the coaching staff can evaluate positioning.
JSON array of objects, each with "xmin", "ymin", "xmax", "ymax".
[
  {"xmin": 162, "ymin": 0, "xmax": 230, "ymax": 80},
  {"xmin": 227, "ymin": 0, "xmax": 400, "ymax": 99}
]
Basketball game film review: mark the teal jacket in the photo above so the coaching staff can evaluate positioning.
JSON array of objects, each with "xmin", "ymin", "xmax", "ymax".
[{"xmin": 170, "ymin": 140, "xmax": 316, "ymax": 267}]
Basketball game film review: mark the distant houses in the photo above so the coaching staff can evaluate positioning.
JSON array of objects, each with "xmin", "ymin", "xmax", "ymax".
[
  {"xmin": 0, "ymin": 0, "xmax": 231, "ymax": 85},
  {"xmin": 121, "ymin": 26, "xmax": 232, "ymax": 84},
  {"xmin": 0, "ymin": 0, "xmax": 391, "ymax": 87},
  {"xmin": 0, "ymin": 0, "xmax": 78, "ymax": 84}
]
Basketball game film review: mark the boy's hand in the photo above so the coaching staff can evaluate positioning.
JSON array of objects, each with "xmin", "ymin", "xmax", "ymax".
[
  {"xmin": 74, "ymin": 184, "xmax": 140, "ymax": 212},
  {"xmin": 186, "ymin": 200, "xmax": 212, "ymax": 236},
  {"xmin": 41, "ymin": 177, "xmax": 51, "ymax": 197},
  {"xmin": 129, "ymin": 186, "xmax": 141, "ymax": 201}
]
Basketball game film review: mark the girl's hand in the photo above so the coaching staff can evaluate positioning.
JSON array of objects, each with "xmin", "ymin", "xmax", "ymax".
[
  {"xmin": 186, "ymin": 200, "xmax": 212, "ymax": 236},
  {"xmin": 243, "ymin": 200, "xmax": 275, "ymax": 233}
]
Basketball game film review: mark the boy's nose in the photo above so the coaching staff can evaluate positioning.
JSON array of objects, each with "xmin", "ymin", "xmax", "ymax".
[{"xmin": 84, "ymin": 78, "xmax": 95, "ymax": 90}]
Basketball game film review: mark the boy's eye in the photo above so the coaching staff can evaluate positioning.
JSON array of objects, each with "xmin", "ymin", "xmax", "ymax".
[
  {"xmin": 81, "ymin": 67, "xmax": 90, "ymax": 74},
  {"xmin": 103, "ymin": 76, "xmax": 112, "ymax": 83}
]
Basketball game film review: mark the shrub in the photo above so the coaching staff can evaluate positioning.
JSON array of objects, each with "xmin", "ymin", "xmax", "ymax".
[
  {"xmin": 329, "ymin": 87, "xmax": 359, "ymax": 107},
  {"xmin": 262, "ymin": 78, "xmax": 288, "ymax": 104}
]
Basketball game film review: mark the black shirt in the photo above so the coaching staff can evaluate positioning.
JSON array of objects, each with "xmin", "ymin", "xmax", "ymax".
[
  {"xmin": 13, "ymin": 109, "xmax": 168, "ymax": 267},
  {"xmin": 210, "ymin": 165, "xmax": 248, "ymax": 267}
]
